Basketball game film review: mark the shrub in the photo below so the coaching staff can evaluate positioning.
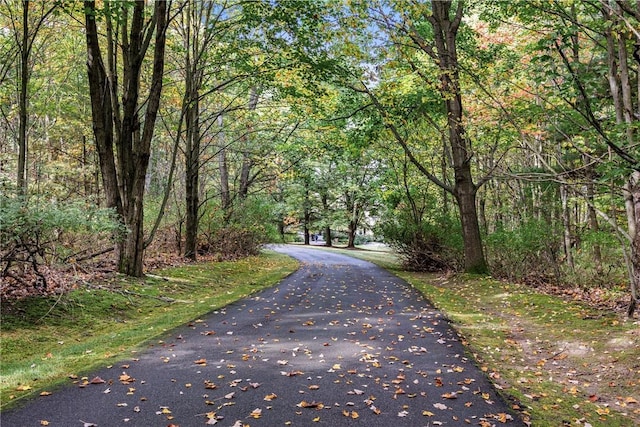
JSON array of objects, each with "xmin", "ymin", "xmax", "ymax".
[
  {"xmin": 203, "ymin": 225, "xmax": 265, "ymax": 261},
  {"xmin": 198, "ymin": 197, "xmax": 276, "ymax": 260},
  {"xmin": 378, "ymin": 215, "xmax": 463, "ymax": 272},
  {"xmin": 1, "ymin": 196, "xmax": 124, "ymax": 297},
  {"xmin": 485, "ymin": 219, "xmax": 561, "ymax": 285}
]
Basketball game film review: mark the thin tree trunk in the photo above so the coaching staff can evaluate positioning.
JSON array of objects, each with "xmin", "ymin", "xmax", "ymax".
[
  {"xmin": 585, "ymin": 165, "xmax": 602, "ymax": 273},
  {"xmin": 185, "ymin": 93, "xmax": 200, "ymax": 260},
  {"xmin": 629, "ymin": 172, "xmax": 640, "ymax": 317},
  {"xmin": 218, "ymin": 114, "xmax": 231, "ymax": 221},
  {"xmin": 303, "ymin": 184, "xmax": 311, "ymax": 245},
  {"xmin": 239, "ymin": 87, "xmax": 259, "ymax": 199},
  {"xmin": 321, "ymin": 193, "xmax": 332, "ymax": 247},
  {"xmin": 16, "ymin": 0, "xmax": 29, "ymax": 196},
  {"xmin": 560, "ymin": 183, "xmax": 574, "ymax": 270}
]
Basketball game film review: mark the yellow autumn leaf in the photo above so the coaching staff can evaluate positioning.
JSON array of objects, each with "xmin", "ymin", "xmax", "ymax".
[{"xmin": 422, "ymin": 410, "xmax": 435, "ymax": 416}]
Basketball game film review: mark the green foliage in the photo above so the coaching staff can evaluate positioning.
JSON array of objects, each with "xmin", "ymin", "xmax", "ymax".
[
  {"xmin": 485, "ymin": 219, "xmax": 561, "ymax": 284},
  {"xmin": 379, "ymin": 213, "xmax": 463, "ymax": 272},
  {"xmin": 199, "ymin": 196, "xmax": 279, "ymax": 259},
  {"xmin": 0, "ymin": 196, "xmax": 124, "ymax": 296},
  {"xmin": 564, "ymin": 230, "xmax": 627, "ymax": 289}
]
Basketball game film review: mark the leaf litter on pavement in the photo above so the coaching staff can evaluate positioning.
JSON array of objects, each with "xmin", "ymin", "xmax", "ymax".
[{"xmin": 9, "ymin": 251, "xmax": 524, "ymax": 426}]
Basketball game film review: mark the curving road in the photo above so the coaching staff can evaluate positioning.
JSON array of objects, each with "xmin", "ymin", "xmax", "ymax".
[{"xmin": 2, "ymin": 245, "xmax": 523, "ymax": 426}]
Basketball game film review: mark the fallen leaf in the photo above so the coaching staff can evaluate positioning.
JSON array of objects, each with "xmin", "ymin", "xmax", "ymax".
[
  {"xmin": 39, "ymin": 391, "xmax": 52, "ymax": 396},
  {"xmin": 264, "ymin": 393, "xmax": 278, "ymax": 401},
  {"xmin": 298, "ymin": 401, "xmax": 324, "ymax": 409},
  {"xmin": 40, "ymin": 421, "xmax": 49, "ymax": 426},
  {"xmin": 422, "ymin": 410, "xmax": 435, "ymax": 416},
  {"xmin": 119, "ymin": 373, "xmax": 135, "ymax": 384},
  {"xmin": 90, "ymin": 377, "xmax": 106, "ymax": 385},
  {"xmin": 250, "ymin": 408, "xmax": 262, "ymax": 418},
  {"xmin": 194, "ymin": 358, "xmax": 207, "ymax": 365}
]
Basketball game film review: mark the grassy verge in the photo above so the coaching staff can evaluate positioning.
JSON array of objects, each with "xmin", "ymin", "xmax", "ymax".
[
  {"xmin": 313, "ymin": 245, "xmax": 640, "ymax": 427},
  {"xmin": 0, "ymin": 250, "xmax": 298, "ymax": 410}
]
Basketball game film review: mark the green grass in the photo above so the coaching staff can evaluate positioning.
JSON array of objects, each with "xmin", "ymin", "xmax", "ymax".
[
  {"xmin": 2, "ymin": 245, "xmax": 638, "ymax": 426},
  {"xmin": 314, "ymin": 245, "xmax": 639, "ymax": 427},
  {"xmin": 0, "ymin": 250, "xmax": 298, "ymax": 410}
]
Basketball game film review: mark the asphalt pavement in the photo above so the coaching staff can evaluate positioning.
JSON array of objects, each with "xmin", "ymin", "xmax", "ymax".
[{"xmin": 2, "ymin": 245, "xmax": 524, "ymax": 426}]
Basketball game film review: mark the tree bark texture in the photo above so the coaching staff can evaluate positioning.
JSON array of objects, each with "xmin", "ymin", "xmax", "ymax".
[
  {"xmin": 428, "ymin": 0, "xmax": 487, "ymax": 273},
  {"xmin": 84, "ymin": 0, "xmax": 168, "ymax": 276}
]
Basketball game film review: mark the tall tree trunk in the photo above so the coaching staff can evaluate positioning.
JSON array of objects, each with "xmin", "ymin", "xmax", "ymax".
[
  {"xmin": 395, "ymin": 0, "xmax": 486, "ymax": 272},
  {"xmin": 16, "ymin": 0, "xmax": 29, "ymax": 196},
  {"xmin": 431, "ymin": 0, "xmax": 486, "ymax": 273},
  {"xmin": 239, "ymin": 87, "xmax": 260, "ymax": 199},
  {"xmin": 602, "ymin": 5, "xmax": 639, "ymax": 315},
  {"xmin": 14, "ymin": 1, "xmax": 55, "ymax": 196},
  {"xmin": 303, "ymin": 183, "xmax": 311, "ymax": 245},
  {"xmin": 321, "ymin": 193, "xmax": 332, "ymax": 247},
  {"xmin": 218, "ymin": 114, "xmax": 232, "ymax": 221},
  {"xmin": 184, "ymin": 93, "xmax": 200, "ymax": 260},
  {"xmin": 345, "ymin": 192, "xmax": 359, "ymax": 249},
  {"xmin": 84, "ymin": 0, "xmax": 168, "ymax": 277},
  {"xmin": 629, "ymin": 172, "xmax": 640, "ymax": 317}
]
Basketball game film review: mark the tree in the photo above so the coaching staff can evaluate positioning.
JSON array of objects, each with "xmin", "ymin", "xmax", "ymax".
[
  {"xmin": 352, "ymin": 0, "xmax": 488, "ymax": 272},
  {"xmin": 501, "ymin": 0, "xmax": 640, "ymax": 314},
  {"xmin": 0, "ymin": 0, "xmax": 56, "ymax": 196},
  {"xmin": 84, "ymin": 0, "xmax": 169, "ymax": 276}
]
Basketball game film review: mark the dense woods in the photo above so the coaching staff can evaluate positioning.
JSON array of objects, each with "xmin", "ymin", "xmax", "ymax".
[{"xmin": 1, "ymin": 0, "xmax": 638, "ymax": 316}]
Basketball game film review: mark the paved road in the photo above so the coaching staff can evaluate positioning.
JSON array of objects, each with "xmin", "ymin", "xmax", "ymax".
[{"xmin": 2, "ymin": 245, "xmax": 523, "ymax": 426}]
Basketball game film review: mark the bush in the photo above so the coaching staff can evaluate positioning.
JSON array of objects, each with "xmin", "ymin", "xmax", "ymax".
[
  {"xmin": 198, "ymin": 197, "xmax": 276, "ymax": 260},
  {"xmin": 1, "ymin": 196, "xmax": 124, "ymax": 297},
  {"xmin": 485, "ymin": 219, "xmax": 561, "ymax": 285},
  {"xmin": 378, "ymin": 215, "xmax": 463, "ymax": 272},
  {"xmin": 202, "ymin": 225, "xmax": 265, "ymax": 260}
]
